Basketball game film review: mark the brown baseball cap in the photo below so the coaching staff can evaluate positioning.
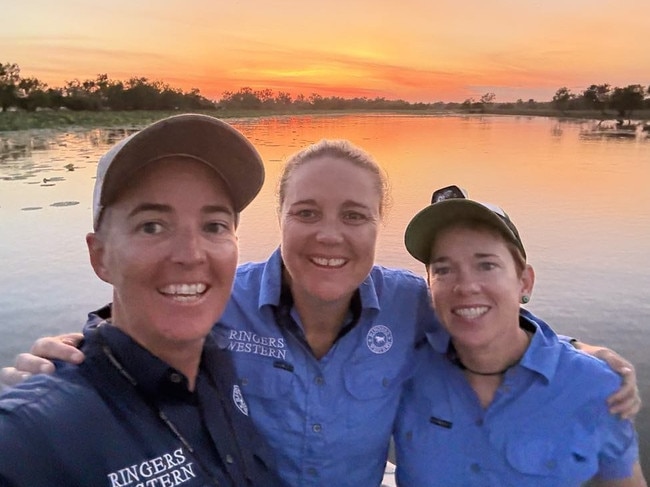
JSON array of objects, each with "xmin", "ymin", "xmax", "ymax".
[{"xmin": 92, "ymin": 114, "xmax": 264, "ymax": 229}]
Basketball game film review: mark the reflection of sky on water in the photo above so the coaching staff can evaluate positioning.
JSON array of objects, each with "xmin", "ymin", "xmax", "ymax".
[{"xmin": 1, "ymin": 115, "xmax": 649, "ymax": 472}]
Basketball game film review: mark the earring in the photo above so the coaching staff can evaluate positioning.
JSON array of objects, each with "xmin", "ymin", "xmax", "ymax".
[{"xmin": 521, "ymin": 295, "xmax": 530, "ymax": 304}]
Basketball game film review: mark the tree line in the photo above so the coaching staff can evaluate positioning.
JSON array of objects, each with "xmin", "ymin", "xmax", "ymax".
[{"xmin": 1, "ymin": 61, "xmax": 649, "ymax": 118}]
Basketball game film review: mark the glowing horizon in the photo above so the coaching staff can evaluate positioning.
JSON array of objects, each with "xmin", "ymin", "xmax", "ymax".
[{"xmin": 3, "ymin": 0, "xmax": 648, "ymax": 103}]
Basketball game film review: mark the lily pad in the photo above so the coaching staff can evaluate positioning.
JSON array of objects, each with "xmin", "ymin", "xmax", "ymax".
[{"xmin": 50, "ymin": 201, "xmax": 80, "ymax": 207}]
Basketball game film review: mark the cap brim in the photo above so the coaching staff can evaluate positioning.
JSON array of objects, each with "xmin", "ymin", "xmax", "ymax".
[
  {"xmin": 404, "ymin": 199, "xmax": 521, "ymax": 264},
  {"xmin": 96, "ymin": 114, "xmax": 264, "ymax": 227}
]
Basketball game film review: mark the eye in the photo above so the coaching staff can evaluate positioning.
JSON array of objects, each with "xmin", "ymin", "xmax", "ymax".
[
  {"xmin": 430, "ymin": 265, "xmax": 451, "ymax": 277},
  {"xmin": 203, "ymin": 221, "xmax": 232, "ymax": 234},
  {"xmin": 139, "ymin": 221, "xmax": 164, "ymax": 235},
  {"xmin": 478, "ymin": 261, "xmax": 497, "ymax": 271},
  {"xmin": 289, "ymin": 208, "xmax": 320, "ymax": 222},
  {"xmin": 342, "ymin": 211, "xmax": 369, "ymax": 223}
]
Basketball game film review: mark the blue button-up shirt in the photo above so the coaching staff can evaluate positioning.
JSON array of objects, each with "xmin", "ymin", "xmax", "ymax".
[
  {"xmin": 394, "ymin": 309, "xmax": 639, "ymax": 487},
  {"xmin": 215, "ymin": 248, "xmax": 435, "ymax": 486},
  {"xmin": 0, "ymin": 323, "xmax": 283, "ymax": 487}
]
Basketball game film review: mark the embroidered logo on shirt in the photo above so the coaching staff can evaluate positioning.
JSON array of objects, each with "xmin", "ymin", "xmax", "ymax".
[
  {"xmin": 232, "ymin": 384, "xmax": 249, "ymax": 416},
  {"xmin": 107, "ymin": 447, "xmax": 196, "ymax": 487},
  {"xmin": 226, "ymin": 330, "xmax": 287, "ymax": 359},
  {"xmin": 366, "ymin": 325, "xmax": 393, "ymax": 354}
]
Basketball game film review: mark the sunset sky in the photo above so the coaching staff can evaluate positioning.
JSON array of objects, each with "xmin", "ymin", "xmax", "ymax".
[{"xmin": 3, "ymin": 0, "xmax": 648, "ymax": 103}]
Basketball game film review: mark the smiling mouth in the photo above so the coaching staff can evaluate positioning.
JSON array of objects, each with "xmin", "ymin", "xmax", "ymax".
[
  {"xmin": 159, "ymin": 283, "xmax": 208, "ymax": 302},
  {"xmin": 310, "ymin": 257, "xmax": 347, "ymax": 268},
  {"xmin": 452, "ymin": 306, "xmax": 489, "ymax": 319}
]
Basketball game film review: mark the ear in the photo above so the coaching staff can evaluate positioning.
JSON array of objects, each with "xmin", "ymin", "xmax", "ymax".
[
  {"xmin": 520, "ymin": 263, "xmax": 535, "ymax": 298},
  {"xmin": 86, "ymin": 232, "xmax": 112, "ymax": 284}
]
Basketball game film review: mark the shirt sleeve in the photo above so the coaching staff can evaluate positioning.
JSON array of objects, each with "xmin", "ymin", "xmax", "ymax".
[{"xmin": 595, "ymin": 414, "xmax": 640, "ymax": 480}]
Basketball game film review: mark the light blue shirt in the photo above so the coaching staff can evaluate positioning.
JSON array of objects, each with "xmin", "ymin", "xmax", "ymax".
[
  {"xmin": 213, "ymin": 248, "xmax": 435, "ymax": 487},
  {"xmin": 394, "ymin": 309, "xmax": 639, "ymax": 487}
]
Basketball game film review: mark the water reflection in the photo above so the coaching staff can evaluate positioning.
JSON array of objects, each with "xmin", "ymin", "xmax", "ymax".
[{"xmin": 1, "ymin": 114, "xmax": 649, "ymax": 475}]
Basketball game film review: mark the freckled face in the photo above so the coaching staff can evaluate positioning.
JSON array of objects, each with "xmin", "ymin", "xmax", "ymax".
[
  {"xmin": 427, "ymin": 226, "xmax": 532, "ymax": 349},
  {"xmin": 87, "ymin": 157, "xmax": 238, "ymax": 354},
  {"xmin": 279, "ymin": 156, "xmax": 381, "ymax": 306}
]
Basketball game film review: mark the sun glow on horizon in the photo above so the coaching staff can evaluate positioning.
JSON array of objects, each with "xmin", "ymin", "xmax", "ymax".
[{"xmin": 2, "ymin": 0, "xmax": 648, "ymax": 103}]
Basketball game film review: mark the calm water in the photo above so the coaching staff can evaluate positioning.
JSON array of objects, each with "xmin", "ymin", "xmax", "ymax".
[{"xmin": 1, "ymin": 114, "xmax": 650, "ymax": 471}]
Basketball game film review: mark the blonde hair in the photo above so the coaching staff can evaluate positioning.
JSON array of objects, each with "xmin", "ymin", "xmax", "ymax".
[{"xmin": 277, "ymin": 139, "xmax": 391, "ymax": 217}]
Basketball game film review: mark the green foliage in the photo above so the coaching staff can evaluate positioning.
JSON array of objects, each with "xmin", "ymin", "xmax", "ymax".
[
  {"xmin": 552, "ymin": 87, "xmax": 573, "ymax": 113},
  {"xmin": 1, "ymin": 60, "xmax": 649, "ymax": 129},
  {"xmin": 610, "ymin": 85, "xmax": 645, "ymax": 119}
]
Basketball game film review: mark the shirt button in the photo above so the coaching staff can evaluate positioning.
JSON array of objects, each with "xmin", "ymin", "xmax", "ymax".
[
  {"xmin": 314, "ymin": 376, "xmax": 324, "ymax": 385},
  {"xmin": 307, "ymin": 467, "xmax": 317, "ymax": 476},
  {"xmin": 475, "ymin": 419, "xmax": 483, "ymax": 426},
  {"xmin": 225, "ymin": 454, "xmax": 234, "ymax": 464},
  {"xmin": 312, "ymin": 424, "xmax": 322, "ymax": 433},
  {"xmin": 545, "ymin": 460, "xmax": 557, "ymax": 470},
  {"xmin": 241, "ymin": 377, "xmax": 249, "ymax": 386},
  {"xmin": 169, "ymin": 373, "xmax": 182, "ymax": 383},
  {"xmin": 470, "ymin": 463, "xmax": 481, "ymax": 473},
  {"xmin": 382, "ymin": 378, "xmax": 390, "ymax": 387}
]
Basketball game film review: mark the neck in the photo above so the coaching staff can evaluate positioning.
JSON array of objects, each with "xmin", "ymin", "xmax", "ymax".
[
  {"xmin": 453, "ymin": 326, "xmax": 532, "ymax": 377},
  {"xmin": 454, "ymin": 356, "xmax": 519, "ymax": 376},
  {"xmin": 290, "ymin": 286, "xmax": 353, "ymax": 360}
]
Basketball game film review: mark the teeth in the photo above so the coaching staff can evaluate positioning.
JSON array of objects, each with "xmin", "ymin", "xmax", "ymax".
[
  {"xmin": 312, "ymin": 257, "xmax": 346, "ymax": 267},
  {"xmin": 159, "ymin": 283, "xmax": 207, "ymax": 296},
  {"xmin": 453, "ymin": 306, "xmax": 488, "ymax": 319}
]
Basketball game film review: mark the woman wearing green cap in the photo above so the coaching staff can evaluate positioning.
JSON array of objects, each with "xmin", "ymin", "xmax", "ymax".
[{"xmin": 394, "ymin": 185, "xmax": 646, "ymax": 486}]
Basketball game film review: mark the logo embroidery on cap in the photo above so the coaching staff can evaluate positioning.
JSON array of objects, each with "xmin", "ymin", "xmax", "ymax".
[
  {"xmin": 366, "ymin": 325, "xmax": 393, "ymax": 354},
  {"xmin": 233, "ymin": 385, "xmax": 249, "ymax": 416}
]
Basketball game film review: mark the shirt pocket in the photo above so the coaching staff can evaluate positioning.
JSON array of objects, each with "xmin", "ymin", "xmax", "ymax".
[
  {"xmin": 343, "ymin": 357, "xmax": 404, "ymax": 430},
  {"xmin": 504, "ymin": 426, "xmax": 598, "ymax": 481},
  {"xmin": 236, "ymin": 356, "xmax": 295, "ymax": 428}
]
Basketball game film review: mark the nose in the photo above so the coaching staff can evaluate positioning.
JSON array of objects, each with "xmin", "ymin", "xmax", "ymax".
[
  {"xmin": 452, "ymin": 269, "xmax": 480, "ymax": 294},
  {"xmin": 170, "ymin": 226, "xmax": 206, "ymax": 265},
  {"xmin": 315, "ymin": 218, "xmax": 344, "ymax": 245}
]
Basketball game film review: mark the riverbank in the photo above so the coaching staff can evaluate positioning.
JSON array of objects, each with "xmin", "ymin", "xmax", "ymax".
[{"xmin": 2, "ymin": 107, "xmax": 649, "ymax": 132}]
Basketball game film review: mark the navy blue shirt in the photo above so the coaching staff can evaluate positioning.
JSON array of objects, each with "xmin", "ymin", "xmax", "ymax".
[{"xmin": 0, "ymin": 322, "xmax": 284, "ymax": 487}]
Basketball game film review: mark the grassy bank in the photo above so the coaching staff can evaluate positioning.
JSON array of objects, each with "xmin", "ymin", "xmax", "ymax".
[{"xmin": 1, "ymin": 107, "xmax": 649, "ymax": 132}]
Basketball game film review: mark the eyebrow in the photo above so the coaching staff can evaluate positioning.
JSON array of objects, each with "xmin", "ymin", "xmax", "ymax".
[
  {"xmin": 430, "ymin": 252, "xmax": 499, "ymax": 264},
  {"xmin": 127, "ymin": 203, "xmax": 234, "ymax": 219},
  {"xmin": 290, "ymin": 199, "xmax": 373, "ymax": 210}
]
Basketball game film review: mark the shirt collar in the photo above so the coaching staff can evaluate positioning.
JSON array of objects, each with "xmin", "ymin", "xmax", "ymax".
[
  {"xmin": 258, "ymin": 246, "xmax": 380, "ymax": 313},
  {"xmin": 426, "ymin": 308, "xmax": 562, "ymax": 382},
  {"xmin": 86, "ymin": 322, "xmax": 213, "ymax": 400}
]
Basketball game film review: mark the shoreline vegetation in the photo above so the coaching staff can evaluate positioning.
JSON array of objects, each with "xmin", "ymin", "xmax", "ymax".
[
  {"xmin": 2, "ymin": 61, "xmax": 649, "ymax": 132},
  {"xmin": 2, "ymin": 107, "xmax": 650, "ymax": 133}
]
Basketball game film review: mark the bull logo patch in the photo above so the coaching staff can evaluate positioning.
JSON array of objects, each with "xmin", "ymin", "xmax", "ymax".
[{"xmin": 366, "ymin": 325, "xmax": 393, "ymax": 354}]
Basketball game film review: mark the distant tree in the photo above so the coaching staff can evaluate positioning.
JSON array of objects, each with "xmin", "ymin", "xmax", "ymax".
[
  {"xmin": 45, "ymin": 87, "xmax": 65, "ymax": 109},
  {"xmin": 275, "ymin": 91, "xmax": 292, "ymax": 106},
  {"xmin": 480, "ymin": 92, "xmax": 495, "ymax": 105},
  {"xmin": 0, "ymin": 62, "xmax": 20, "ymax": 111},
  {"xmin": 609, "ymin": 84, "xmax": 645, "ymax": 121},
  {"xmin": 461, "ymin": 98, "xmax": 474, "ymax": 110},
  {"xmin": 308, "ymin": 93, "xmax": 324, "ymax": 108},
  {"xmin": 16, "ymin": 77, "xmax": 48, "ymax": 111},
  {"xmin": 581, "ymin": 84, "xmax": 610, "ymax": 114},
  {"xmin": 257, "ymin": 88, "xmax": 275, "ymax": 107},
  {"xmin": 552, "ymin": 87, "xmax": 573, "ymax": 113},
  {"xmin": 220, "ymin": 87, "xmax": 262, "ymax": 109}
]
